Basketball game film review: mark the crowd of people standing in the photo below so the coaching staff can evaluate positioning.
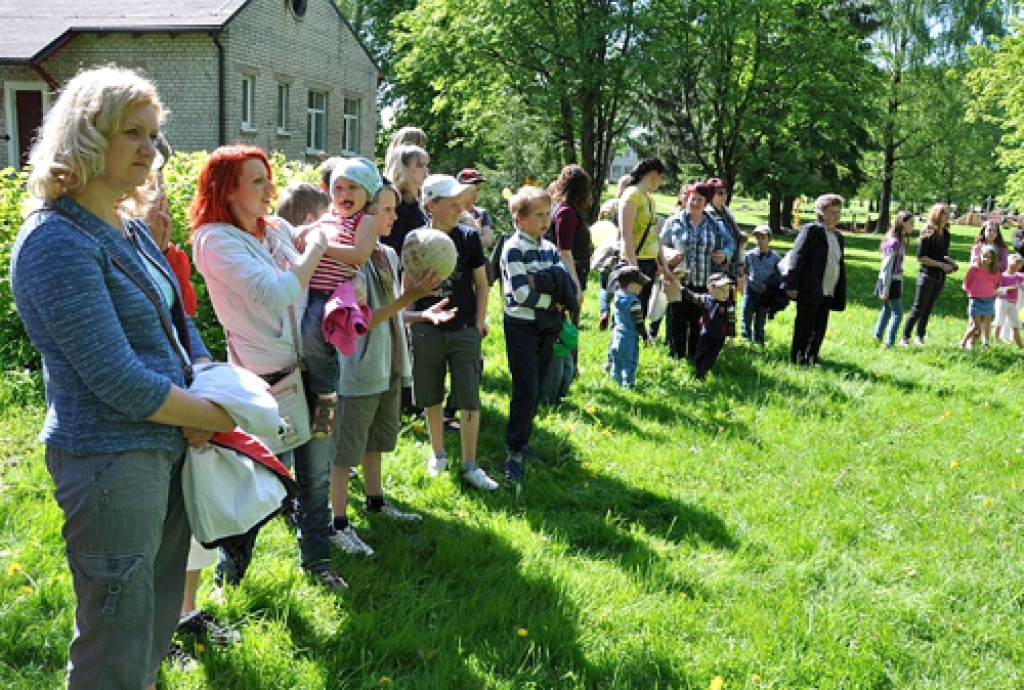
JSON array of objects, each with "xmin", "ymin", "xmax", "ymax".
[{"xmin": 10, "ymin": 65, "xmax": 1019, "ymax": 688}]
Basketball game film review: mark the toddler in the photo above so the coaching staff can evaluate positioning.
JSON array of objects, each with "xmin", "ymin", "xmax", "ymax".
[
  {"xmin": 960, "ymin": 245, "xmax": 1001, "ymax": 349},
  {"xmin": 608, "ymin": 266, "xmax": 650, "ymax": 387},
  {"xmin": 678, "ymin": 272, "xmax": 736, "ymax": 380},
  {"xmin": 302, "ymin": 158, "xmax": 381, "ymax": 436}
]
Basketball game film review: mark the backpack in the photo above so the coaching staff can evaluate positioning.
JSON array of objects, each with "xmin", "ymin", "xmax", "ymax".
[{"xmin": 487, "ymin": 229, "xmax": 510, "ymax": 287}]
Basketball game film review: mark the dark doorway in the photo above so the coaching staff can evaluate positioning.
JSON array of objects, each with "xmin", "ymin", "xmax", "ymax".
[{"xmin": 15, "ymin": 89, "xmax": 44, "ymax": 168}]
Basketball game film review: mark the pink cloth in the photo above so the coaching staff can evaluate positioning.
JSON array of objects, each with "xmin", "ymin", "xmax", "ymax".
[
  {"xmin": 998, "ymin": 272, "xmax": 1024, "ymax": 302},
  {"xmin": 322, "ymin": 281, "xmax": 371, "ymax": 356}
]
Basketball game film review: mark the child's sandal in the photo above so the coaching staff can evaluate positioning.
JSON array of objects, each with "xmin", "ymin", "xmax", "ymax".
[{"xmin": 311, "ymin": 393, "xmax": 338, "ymax": 438}]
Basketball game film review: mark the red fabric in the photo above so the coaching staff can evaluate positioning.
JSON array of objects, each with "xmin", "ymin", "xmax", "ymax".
[
  {"xmin": 164, "ymin": 243, "xmax": 198, "ymax": 317},
  {"xmin": 553, "ymin": 204, "xmax": 580, "ymax": 252}
]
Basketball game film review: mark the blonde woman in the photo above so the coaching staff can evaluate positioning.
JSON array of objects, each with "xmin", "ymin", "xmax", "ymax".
[
  {"xmin": 10, "ymin": 65, "xmax": 234, "ymax": 689},
  {"xmin": 901, "ymin": 203, "xmax": 959, "ymax": 346},
  {"xmin": 382, "ymin": 143, "xmax": 430, "ymax": 256}
]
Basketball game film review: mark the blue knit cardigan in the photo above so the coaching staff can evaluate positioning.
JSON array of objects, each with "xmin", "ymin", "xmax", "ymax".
[{"xmin": 10, "ymin": 196, "xmax": 211, "ymax": 455}]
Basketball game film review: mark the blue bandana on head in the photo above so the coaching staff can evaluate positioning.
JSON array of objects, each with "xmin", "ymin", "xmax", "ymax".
[{"xmin": 330, "ymin": 157, "xmax": 383, "ymax": 200}]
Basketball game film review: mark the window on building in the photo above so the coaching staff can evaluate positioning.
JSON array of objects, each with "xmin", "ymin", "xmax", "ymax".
[
  {"xmin": 241, "ymin": 76, "xmax": 255, "ymax": 130},
  {"xmin": 342, "ymin": 98, "xmax": 360, "ymax": 155},
  {"xmin": 277, "ymin": 83, "xmax": 290, "ymax": 133},
  {"xmin": 307, "ymin": 90, "xmax": 327, "ymax": 153}
]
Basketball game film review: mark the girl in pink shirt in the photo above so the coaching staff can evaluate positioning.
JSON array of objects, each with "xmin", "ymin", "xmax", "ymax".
[{"xmin": 960, "ymin": 245, "xmax": 1001, "ymax": 349}]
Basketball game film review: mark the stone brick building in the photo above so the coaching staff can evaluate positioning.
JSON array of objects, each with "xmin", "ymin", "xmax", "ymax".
[{"xmin": 0, "ymin": 0, "xmax": 379, "ymax": 170}]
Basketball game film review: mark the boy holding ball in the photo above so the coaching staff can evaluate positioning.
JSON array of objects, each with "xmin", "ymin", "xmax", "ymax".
[{"xmin": 405, "ymin": 174, "xmax": 499, "ymax": 491}]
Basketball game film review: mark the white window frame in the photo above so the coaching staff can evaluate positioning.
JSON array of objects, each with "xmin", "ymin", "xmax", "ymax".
[
  {"xmin": 341, "ymin": 98, "xmax": 360, "ymax": 155},
  {"xmin": 241, "ymin": 75, "xmax": 256, "ymax": 132},
  {"xmin": 276, "ymin": 82, "xmax": 290, "ymax": 135},
  {"xmin": 306, "ymin": 90, "xmax": 328, "ymax": 154}
]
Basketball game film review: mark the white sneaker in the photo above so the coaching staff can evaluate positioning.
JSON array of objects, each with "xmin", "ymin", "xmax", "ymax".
[
  {"xmin": 329, "ymin": 526, "xmax": 375, "ymax": 556},
  {"xmin": 371, "ymin": 502, "xmax": 422, "ymax": 521},
  {"xmin": 426, "ymin": 455, "xmax": 448, "ymax": 477},
  {"xmin": 914, "ymin": 336, "xmax": 926, "ymax": 346},
  {"xmin": 461, "ymin": 465, "xmax": 499, "ymax": 491}
]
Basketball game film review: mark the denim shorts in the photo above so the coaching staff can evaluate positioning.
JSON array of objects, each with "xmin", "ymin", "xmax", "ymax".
[{"xmin": 969, "ymin": 296, "xmax": 995, "ymax": 317}]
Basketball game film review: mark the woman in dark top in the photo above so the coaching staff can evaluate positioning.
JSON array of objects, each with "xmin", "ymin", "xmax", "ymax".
[
  {"xmin": 548, "ymin": 164, "xmax": 593, "ymax": 310},
  {"xmin": 901, "ymin": 203, "xmax": 959, "ymax": 346},
  {"xmin": 382, "ymin": 143, "xmax": 429, "ymax": 256},
  {"xmin": 786, "ymin": 193, "xmax": 848, "ymax": 366}
]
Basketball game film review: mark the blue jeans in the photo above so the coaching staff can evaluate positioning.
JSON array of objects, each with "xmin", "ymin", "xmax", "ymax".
[
  {"xmin": 46, "ymin": 446, "xmax": 190, "ymax": 689},
  {"xmin": 301, "ymin": 290, "xmax": 340, "ymax": 400},
  {"xmin": 610, "ymin": 331, "xmax": 639, "ymax": 387},
  {"xmin": 599, "ymin": 271, "xmax": 611, "ymax": 317},
  {"xmin": 875, "ymin": 298, "xmax": 904, "ymax": 346},
  {"xmin": 742, "ymin": 288, "xmax": 767, "ymax": 344},
  {"xmin": 283, "ymin": 439, "xmax": 333, "ymax": 570}
]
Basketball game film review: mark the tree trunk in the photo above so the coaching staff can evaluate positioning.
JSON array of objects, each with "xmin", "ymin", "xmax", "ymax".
[
  {"xmin": 769, "ymin": 194, "xmax": 782, "ymax": 233},
  {"xmin": 877, "ymin": 38, "xmax": 905, "ymax": 235},
  {"xmin": 782, "ymin": 196, "xmax": 796, "ymax": 231}
]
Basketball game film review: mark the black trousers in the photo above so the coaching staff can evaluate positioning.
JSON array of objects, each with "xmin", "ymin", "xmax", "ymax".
[
  {"xmin": 693, "ymin": 335, "xmax": 726, "ymax": 379},
  {"xmin": 504, "ymin": 316, "xmax": 557, "ymax": 453},
  {"xmin": 666, "ymin": 285, "xmax": 707, "ymax": 360},
  {"xmin": 790, "ymin": 297, "xmax": 832, "ymax": 365},
  {"xmin": 903, "ymin": 270, "xmax": 946, "ymax": 340}
]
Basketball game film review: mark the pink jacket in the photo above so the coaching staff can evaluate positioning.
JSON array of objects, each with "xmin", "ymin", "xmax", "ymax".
[
  {"xmin": 322, "ymin": 281, "xmax": 371, "ymax": 356},
  {"xmin": 963, "ymin": 266, "xmax": 1001, "ymax": 299}
]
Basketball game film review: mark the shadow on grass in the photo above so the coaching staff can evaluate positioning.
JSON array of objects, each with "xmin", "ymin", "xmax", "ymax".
[{"xmin": 221, "ymin": 509, "xmax": 696, "ymax": 689}]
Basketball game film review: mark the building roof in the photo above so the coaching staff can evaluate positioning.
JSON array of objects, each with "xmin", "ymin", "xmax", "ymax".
[{"xmin": 0, "ymin": 1, "xmax": 250, "ymax": 64}]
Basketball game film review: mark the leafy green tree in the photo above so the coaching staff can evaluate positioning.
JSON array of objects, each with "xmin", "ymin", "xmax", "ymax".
[
  {"xmin": 966, "ymin": 24, "xmax": 1024, "ymax": 212},
  {"xmin": 864, "ymin": 0, "xmax": 1010, "ymax": 231},
  {"xmin": 390, "ymin": 0, "xmax": 646, "ymax": 211}
]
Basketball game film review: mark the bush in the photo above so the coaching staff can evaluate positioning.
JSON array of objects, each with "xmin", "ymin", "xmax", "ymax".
[{"xmin": 0, "ymin": 152, "xmax": 320, "ymax": 372}]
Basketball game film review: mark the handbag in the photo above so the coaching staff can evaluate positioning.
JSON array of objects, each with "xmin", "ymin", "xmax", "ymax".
[{"xmin": 228, "ymin": 305, "xmax": 311, "ymax": 455}]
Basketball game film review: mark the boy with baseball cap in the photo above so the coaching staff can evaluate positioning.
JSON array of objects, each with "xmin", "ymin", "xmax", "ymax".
[{"xmin": 405, "ymin": 174, "xmax": 499, "ymax": 491}]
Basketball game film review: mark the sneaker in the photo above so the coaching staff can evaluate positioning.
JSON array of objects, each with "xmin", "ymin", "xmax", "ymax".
[
  {"xmin": 177, "ymin": 609, "xmax": 240, "ymax": 645},
  {"xmin": 426, "ymin": 454, "xmax": 448, "ymax": 477},
  {"xmin": 461, "ymin": 465, "xmax": 499, "ymax": 491},
  {"xmin": 898, "ymin": 337, "xmax": 911, "ymax": 347},
  {"xmin": 308, "ymin": 563, "xmax": 347, "ymax": 591},
  {"xmin": 164, "ymin": 641, "xmax": 198, "ymax": 672},
  {"xmin": 914, "ymin": 336, "xmax": 926, "ymax": 346},
  {"xmin": 504, "ymin": 455, "xmax": 525, "ymax": 484},
  {"xmin": 330, "ymin": 525, "xmax": 375, "ymax": 556},
  {"xmin": 368, "ymin": 501, "xmax": 423, "ymax": 521}
]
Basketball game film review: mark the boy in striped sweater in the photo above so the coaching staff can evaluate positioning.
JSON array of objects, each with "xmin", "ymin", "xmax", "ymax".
[{"xmin": 500, "ymin": 186, "xmax": 574, "ymax": 486}]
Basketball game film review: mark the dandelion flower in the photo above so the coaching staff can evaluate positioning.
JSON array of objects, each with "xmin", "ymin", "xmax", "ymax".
[
  {"xmin": 195, "ymin": 642, "xmax": 206, "ymax": 654},
  {"xmin": 984, "ymin": 497, "xmax": 995, "ymax": 507},
  {"xmin": 586, "ymin": 405, "xmax": 597, "ymax": 415},
  {"xmin": 950, "ymin": 461, "xmax": 959, "ymax": 470},
  {"xmin": 751, "ymin": 674, "xmax": 762, "ymax": 684},
  {"xmin": 709, "ymin": 676, "xmax": 724, "ymax": 690},
  {"xmin": 378, "ymin": 677, "xmax": 393, "ymax": 687},
  {"xmin": 7, "ymin": 562, "xmax": 21, "ymax": 576},
  {"xmin": 944, "ymin": 410, "xmax": 952, "ymax": 419},
  {"xmin": 17, "ymin": 585, "xmax": 33, "ymax": 596},
  {"xmin": 517, "ymin": 628, "xmax": 529, "ymax": 638}
]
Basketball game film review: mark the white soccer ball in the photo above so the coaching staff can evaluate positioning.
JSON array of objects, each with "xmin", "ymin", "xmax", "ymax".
[{"xmin": 402, "ymin": 228, "xmax": 458, "ymax": 281}]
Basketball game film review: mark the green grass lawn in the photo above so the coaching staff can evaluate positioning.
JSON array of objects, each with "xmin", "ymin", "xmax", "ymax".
[{"xmin": 2, "ymin": 222, "xmax": 1022, "ymax": 689}]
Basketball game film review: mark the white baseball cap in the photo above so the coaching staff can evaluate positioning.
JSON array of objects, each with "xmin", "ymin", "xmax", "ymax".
[{"xmin": 422, "ymin": 174, "xmax": 473, "ymax": 202}]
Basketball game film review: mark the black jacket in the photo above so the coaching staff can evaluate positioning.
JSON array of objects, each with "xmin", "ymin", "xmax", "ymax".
[{"xmin": 786, "ymin": 222, "xmax": 846, "ymax": 311}]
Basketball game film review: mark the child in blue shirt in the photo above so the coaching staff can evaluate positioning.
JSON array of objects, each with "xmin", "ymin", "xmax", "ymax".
[
  {"xmin": 608, "ymin": 266, "xmax": 650, "ymax": 387},
  {"xmin": 742, "ymin": 225, "xmax": 781, "ymax": 345}
]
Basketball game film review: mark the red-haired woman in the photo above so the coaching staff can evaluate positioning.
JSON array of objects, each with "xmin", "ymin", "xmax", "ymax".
[{"xmin": 190, "ymin": 145, "xmax": 345, "ymax": 589}]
